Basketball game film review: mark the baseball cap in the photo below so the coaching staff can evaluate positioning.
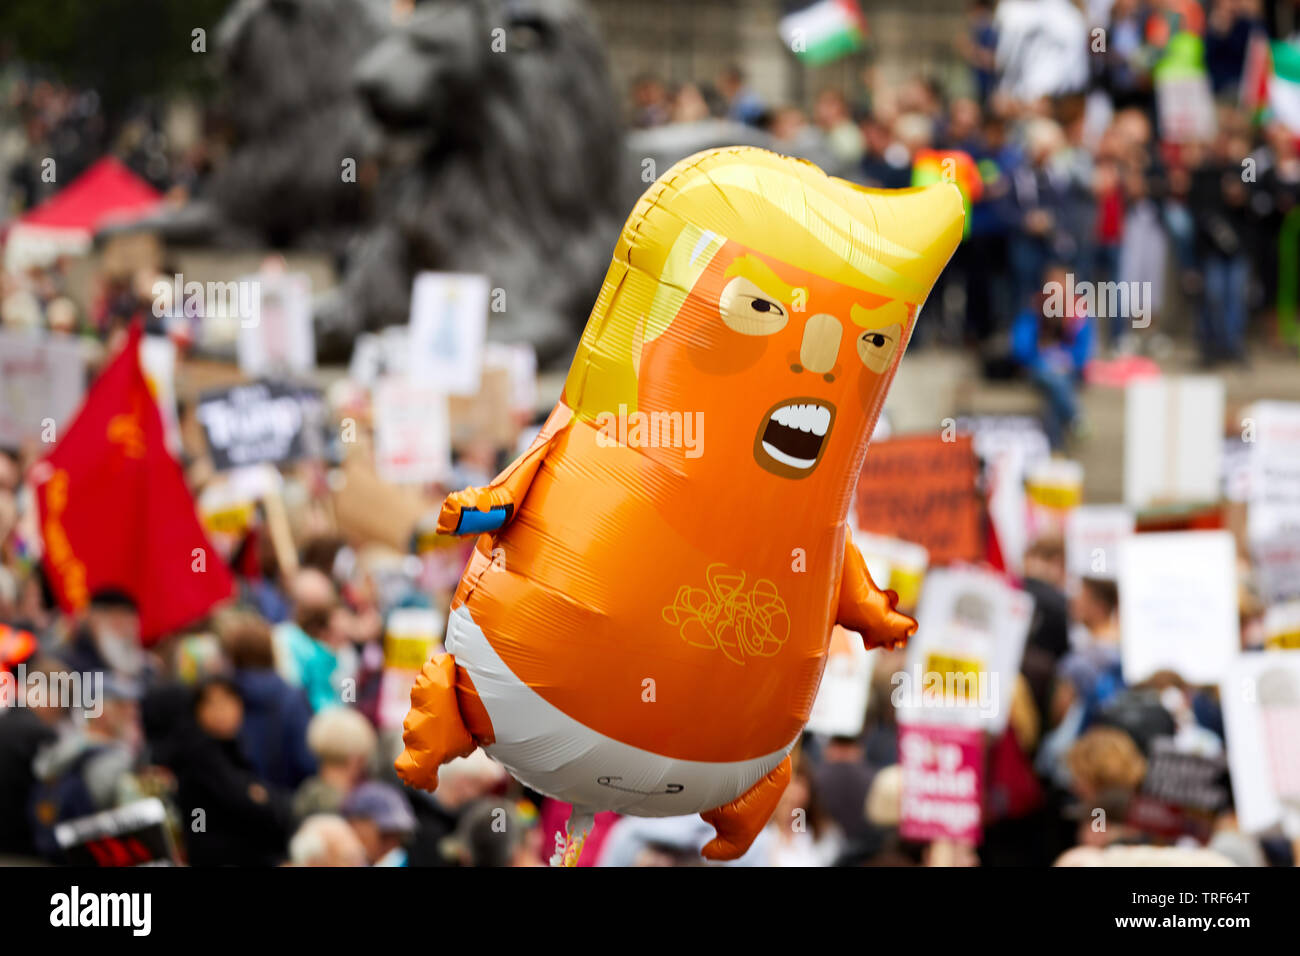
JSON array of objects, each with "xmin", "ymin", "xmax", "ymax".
[{"xmin": 341, "ymin": 781, "xmax": 417, "ymax": 835}]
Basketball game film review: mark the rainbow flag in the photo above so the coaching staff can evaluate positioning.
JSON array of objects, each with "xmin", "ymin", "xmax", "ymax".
[{"xmin": 911, "ymin": 149, "xmax": 982, "ymax": 239}]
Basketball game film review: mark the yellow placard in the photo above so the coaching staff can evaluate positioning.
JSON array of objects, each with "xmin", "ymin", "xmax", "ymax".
[{"xmin": 923, "ymin": 652, "xmax": 984, "ymax": 702}]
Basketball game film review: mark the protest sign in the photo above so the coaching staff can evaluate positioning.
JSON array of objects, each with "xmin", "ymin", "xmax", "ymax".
[
  {"xmin": 378, "ymin": 608, "xmax": 445, "ymax": 732},
  {"xmin": 1244, "ymin": 401, "xmax": 1300, "ymax": 603},
  {"xmin": 197, "ymin": 462, "xmax": 283, "ymax": 554},
  {"xmin": 855, "ymin": 433, "xmax": 982, "ymax": 565},
  {"xmin": 140, "ymin": 334, "xmax": 180, "ymax": 456},
  {"xmin": 378, "ymin": 668, "xmax": 420, "ymax": 733},
  {"xmin": 0, "ymin": 330, "xmax": 85, "ymax": 447},
  {"xmin": 898, "ymin": 723, "xmax": 984, "ymax": 845},
  {"xmin": 1154, "ymin": 68, "xmax": 1217, "ymax": 144},
  {"xmin": 1245, "ymin": 401, "xmax": 1300, "ymax": 506},
  {"xmin": 994, "ymin": 0, "xmax": 1089, "ymax": 100},
  {"xmin": 348, "ymin": 326, "xmax": 411, "ymax": 386},
  {"xmin": 384, "ymin": 606, "xmax": 444, "ymax": 671},
  {"xmin": 1124, "ymin": 376, "xmax": 1224, "ymax": 509},
  {"xmin": 448, "ymin": 363, "xmax": 519, "ymax": 450},
  {"xmin": 1126, "ymin": 736, "xmax": 1229, "ymax": 843},
  {"xmin": 1221, "ymin": 434, "xmax": 1252, "ymax": 503},
  {"xmin": 408, "ymin": 272, "xmax": 490, "ymax": 395},
  {"xmin": 896, "ymin": 566, "xmax": 1034, "ymax": 734},
  {"xmin": 1117, "ymin": 531, "xmax": 1238, "ymax": 686},
  {"xmin": 331, "ymin": 453, "xmax": 429, "ymax": 552},
  {"xmin": 236, "ymin": 271, "xmax": 314, "ymax": 377},
  {"xmin": 1065, "ymin": 505, "xmax": 1135, "ymax": 582},
  {"xmin": 196, "ymin": 381, "xmax": 329, "ymax": 471},
  {"xmin": 1264, "ymin": 601, "xmax": 1300, "ymax": 649},
  {"xmin": 957, "ymin": 414, "xmax": 1051, "ymax": 467},
  {"xmin": 1153, "ymin": 33, "xmax": 1218, "ymax": 144},
  {"xmin": 852, "ymin": 532, "xmax": 929, "ymax": 612},
  {"xmin": 484, "ymin": 342, "xmax": 539, "ymax": 417},
  {"xmin": 54, "ymin": 797, "xmax": 177, "ymax": 866},
  {"xmin": 373, "ymin": 378, "xmax": 451, "ymax": 485},
  {"xmin": 807, "ymin": 625, "xmax": 876, "ymax": 737},
  {"xmin": 957, "ymin": 415, "xmax": 1050, "ymax": 575},
  {"xmin": 1025, "ymin": 458, "xmax": 1084, "ymax": 541},
  {"xmin": 1250, "ymin": 530, "xmax": 1300, "ymax": 606},
  {"xmin": 1220, "ymin": 650, "xmax": 1300, "ymax": 836}
]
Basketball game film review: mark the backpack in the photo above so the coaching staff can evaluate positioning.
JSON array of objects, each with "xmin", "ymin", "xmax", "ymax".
[{"xmin": 28, "ymin": 745, "xmax": 106, "ymax": 860}]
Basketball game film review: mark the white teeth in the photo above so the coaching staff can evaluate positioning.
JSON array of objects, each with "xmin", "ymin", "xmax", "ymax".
[
  {"xmin": 769, "ymin": 402, "xmax": 831, "ymax": 437},
  {"xmin": 810, "ymin": 405, "xmax": 830, "ymax": 436}
]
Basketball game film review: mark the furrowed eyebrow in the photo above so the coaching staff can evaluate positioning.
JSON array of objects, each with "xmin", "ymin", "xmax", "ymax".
[
  {"xmin": 850, "ymin": 299, "xmax": 909, "ymax": 329},
  {"xmin": 723, "ymin": 255, "xmax": 798, "ymax": 303}
]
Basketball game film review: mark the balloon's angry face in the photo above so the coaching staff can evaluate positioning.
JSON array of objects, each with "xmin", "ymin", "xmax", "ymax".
[{"xmin": 638, "ymin": 238, "xmax": 913, "ymax": 483}]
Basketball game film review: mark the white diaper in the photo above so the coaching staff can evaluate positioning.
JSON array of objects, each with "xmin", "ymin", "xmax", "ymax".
[{"xmin": 445, "ymin": 605, "xmax": 792, "ymax": 816}]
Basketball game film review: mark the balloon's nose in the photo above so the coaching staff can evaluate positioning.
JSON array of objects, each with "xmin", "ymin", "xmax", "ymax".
[{"xmin": 799, "ymin": 313, "xmax": 843, "ymax": 375}]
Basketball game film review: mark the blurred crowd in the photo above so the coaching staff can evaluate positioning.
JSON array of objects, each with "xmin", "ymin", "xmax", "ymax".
[
  {"xmin": 5, "ymin": 1, "xmax": 1297, "ymax": 454},
  {"xmin": 0, "ymin": 447, "xmax": 1288, "ymax": 866},
  {"xmin": 629, "ymin": 0, "xmax": 1300, "ymax": 448}
]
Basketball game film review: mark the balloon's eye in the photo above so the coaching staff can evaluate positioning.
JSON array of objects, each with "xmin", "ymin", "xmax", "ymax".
[
  {"xmin": 856, "ymin": 322, "xmax": 901, "ymax": 373},
  {"xmin": 719, "ymin": 277, "xmax": 788, "ymax": 336}
]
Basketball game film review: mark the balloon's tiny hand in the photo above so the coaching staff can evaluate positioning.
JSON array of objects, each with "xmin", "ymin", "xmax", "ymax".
[
  {"xmin": 860, "ymin": 589, "xmax": 916, "ymax": 651},
  {"xmin": 437, "ymin": 488, "xmax": 514, "ymax": 536}
]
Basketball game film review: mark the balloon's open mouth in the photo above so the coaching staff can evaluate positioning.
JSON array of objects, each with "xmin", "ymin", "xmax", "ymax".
[{"xmin": 753, "ymin": 398, "xmax": 835, "ymax": 479}]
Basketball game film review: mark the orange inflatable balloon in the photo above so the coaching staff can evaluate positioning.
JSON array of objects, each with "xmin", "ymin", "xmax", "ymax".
[{"xmin": 397, "ymin": 147, "xmax": 964, "ymax": 863}]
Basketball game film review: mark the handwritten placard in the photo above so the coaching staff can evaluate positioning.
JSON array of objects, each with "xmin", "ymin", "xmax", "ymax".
[
  {"xmin": 0, "ymin": 331, "xmax": 85, "ymax": 447},
  {"xmin": 373, "ymin": 378, "xmax": 451, "ymax": 485},
  {"xmin": 855, "ymin": 434, "xmax": 982, "ymax": 565}
]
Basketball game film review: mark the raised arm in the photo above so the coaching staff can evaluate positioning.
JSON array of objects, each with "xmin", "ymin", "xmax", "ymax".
[
  {"xmin": 437, "ymin": 406, "xmax": 571, "ymax": 536},
  {"xmin": 836, "ymin": 527, "xmax": 917, "ymax": 650}
]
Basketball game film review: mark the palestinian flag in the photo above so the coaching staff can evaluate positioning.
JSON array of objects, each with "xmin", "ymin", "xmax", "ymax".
[
  {"xmin": 1241, "ymin": 35, "xmax": 1300, "ymax": 132},
  {"xmin": 779, "ymin": 0, "xmax": 867, "ymax": 66},
  {"xmin": 1240, "ymin": 30, "xmax": 1271, "ymax": 116},
  {"xmin": 1268, "ymin": 40, "xmax": 1300, "ymax": 133}
]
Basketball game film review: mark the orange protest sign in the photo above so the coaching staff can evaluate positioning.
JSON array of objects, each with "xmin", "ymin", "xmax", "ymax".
[{"xmin": 854, "ymin": 433, "xmax": 982, "ymax": 565}]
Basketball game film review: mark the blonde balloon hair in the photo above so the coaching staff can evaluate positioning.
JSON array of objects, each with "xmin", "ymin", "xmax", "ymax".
[{"xmin": 563, "ymin": 146, "xmax": 963, "ymax": 422}]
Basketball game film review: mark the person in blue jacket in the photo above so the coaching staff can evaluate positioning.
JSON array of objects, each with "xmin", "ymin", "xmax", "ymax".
[{"xmin": 1011, "ymin": 263, "xmax": 1095, "ymax": 449}]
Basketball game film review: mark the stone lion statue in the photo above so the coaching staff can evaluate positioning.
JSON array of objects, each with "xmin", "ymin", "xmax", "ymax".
[
  {"xmin": 314, "ymin": 0, "xmax": 624, "ymax": 362},
  {"xmin": 112, "ymin": 0, "xmax": 386, "ymax": 251}
]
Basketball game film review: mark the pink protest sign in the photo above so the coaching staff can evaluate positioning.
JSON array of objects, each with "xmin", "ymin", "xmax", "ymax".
[{"xmin": 898, "ymin": 723, "xmax": 984, "ymax": 845}]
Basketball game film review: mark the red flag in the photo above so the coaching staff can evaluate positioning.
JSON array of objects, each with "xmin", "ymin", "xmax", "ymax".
[{"xmin": 34, "ymin": 323, "xmax": 233, "ymax": 642}]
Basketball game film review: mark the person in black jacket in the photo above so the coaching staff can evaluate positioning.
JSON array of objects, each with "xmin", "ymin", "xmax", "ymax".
[
  {"xmin": 0, "ymin": 655, "xmax": 60, "ymax": 860},
  {"xmin": 1188, "ymin": 135, "xmax": 1253, "ymax": 364},
  {"xmin": 158, "ymin": 676, "xmax": 293, "ymax": 866}
]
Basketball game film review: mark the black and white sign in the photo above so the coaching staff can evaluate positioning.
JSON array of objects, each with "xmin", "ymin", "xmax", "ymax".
[{"xmin": 197, "ymin": 381, "xmax": 329, "ymax": 471}]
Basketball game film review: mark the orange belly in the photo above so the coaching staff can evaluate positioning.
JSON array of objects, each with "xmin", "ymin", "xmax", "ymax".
[{"xmin": 452, "ymin": 419, "xmax": 847, "ymax": 763}]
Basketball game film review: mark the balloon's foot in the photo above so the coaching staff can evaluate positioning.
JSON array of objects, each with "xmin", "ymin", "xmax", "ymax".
[{"xmin": 549, "ymin": 807, "xmax": 596, "ymax": 867}]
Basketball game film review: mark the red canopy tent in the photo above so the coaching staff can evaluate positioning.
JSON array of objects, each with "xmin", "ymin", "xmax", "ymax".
[{"xmin": 3, "ymin": 157, "xmax": 162, "ymax": 271}]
